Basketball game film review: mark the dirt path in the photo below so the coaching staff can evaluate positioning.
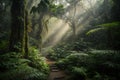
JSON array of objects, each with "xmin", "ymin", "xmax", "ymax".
[{"xmin": 46, "ymin": 58, "xmax": 67, "ymax": 80}]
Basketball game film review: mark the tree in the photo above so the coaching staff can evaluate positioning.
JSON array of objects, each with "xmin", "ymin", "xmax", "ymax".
[
  {"xmin": 9, "ymin": 0, "xmax": 28, "ymax": 57},
  {"xmin": 30, "ymin": 0, "xmax": 50, "ymax": 51},
  {"xmin": 30, "ymin": 0, "xmax": 64, "ymax": 50},
  {"xmin": 111, "ymin": 0, "xmax": 120, "ymax": 21}
]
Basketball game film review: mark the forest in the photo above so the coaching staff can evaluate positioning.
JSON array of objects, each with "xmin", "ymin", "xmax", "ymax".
[{"xmin": 0, "ymin": 0, "xmax": 120, "ymax": 80}]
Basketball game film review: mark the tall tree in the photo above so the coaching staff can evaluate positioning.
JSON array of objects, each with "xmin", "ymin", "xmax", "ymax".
[
  {"xmin": 9, "ymin": 0, "xmax": 28, "ymax": 56},
  {"xmin": 30, "ymin": 0, "xmax": 50, "ymax": 51}
]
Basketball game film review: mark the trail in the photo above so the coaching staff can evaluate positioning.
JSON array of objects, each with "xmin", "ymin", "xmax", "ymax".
[{"xmin": 46, "ymin": 58, "xmax": 67, "ymax": 80}]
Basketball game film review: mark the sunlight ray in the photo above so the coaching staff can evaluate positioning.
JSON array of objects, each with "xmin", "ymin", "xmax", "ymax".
[{"xmin": 42, "ymin": 18, "xmax": 70, "ymax": 46}]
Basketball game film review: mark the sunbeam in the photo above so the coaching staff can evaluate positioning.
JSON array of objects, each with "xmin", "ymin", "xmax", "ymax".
[
  {"xmin": 42, "ymin": 0, "xmax": 104, "ymax": 48},
  {"xmin": 1, "ymin": 0, "xmax": 120, "ymax": 80},
  {"xmin": 42, "ymin": 17, "xmax": 70, "ymax": 47}
]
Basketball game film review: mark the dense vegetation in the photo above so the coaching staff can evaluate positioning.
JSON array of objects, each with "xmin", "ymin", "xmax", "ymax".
[
  {"xmin": 48, "ymin": 43, "xmax": 120, "ymax": 80},
  {"xmin": 0, "ymin": 0, "xmax": 120, "ymax": 80},
  {"xmin": 0, "ymin": 48, "xmax": 49, "ymax": 80}
]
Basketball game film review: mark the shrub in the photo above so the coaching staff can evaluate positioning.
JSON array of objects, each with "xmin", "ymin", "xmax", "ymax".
[
  {"xmin": 0, "ymin": 48, "xmax": 50, "ymax": 80},
  {"xmin": 0, "ymin": 64, "xmax": 47, "ymax": 80},
  {"xmin": 68, "ymin": 67, "xmax": 87, "ymax": 80},
  {"xmin": 47, "ymin": 44, "xmax": 72, "ymax": 60},
  {"xmin": 56, "ymin": 52, "xmax": 89, "ymax": 69},
  {"xmin": 56, "ymin": 50, "xmax": 120, "ymax": 80},
  {"xmin": 28, "ymin": 47, "xmax": 50, "ymax": 74},
  {"xmin": 0, "ymin": 52, "xmax": 27, "ymax": 72}
]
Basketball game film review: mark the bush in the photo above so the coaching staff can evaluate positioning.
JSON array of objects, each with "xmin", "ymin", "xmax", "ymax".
[
  {"xmin": 28, "ymin": 47, "xmax": 50, "ymax": 74},
  {"xmin": 47, "ymin": 43, "xmax": 72, "ymax": 60},
  {"xmin": 0, "ymin": 48, "xmax": 50, "ymax": 80},
  {"xmin": 86, "ymin": 22, "xmax": 120, "ymax": 50},
  {"xmin": 56, "ymin": 52, "xmax": 89, "ymax": 69},
  {"xmin": 0, "ymin": 40, "xmax": 9, "ymax": 51},
  {"xmin": 56, "ymin": 50, "xmax": 120, "ymax": 80},
  {"xmin": 88, "ymin": 50, "xmax": 120, "ymax": 76},
  {"xmin": 69, "ymin": 67, "xmax": 87, "ymax": 80},
  {"xmin": 47, "ymin": 41, "xmax": 89, "ymax": 61},
  {"xmin": 0, "ymin": 64, "xmax": 47, "ymax": 80},
  {"xmin": 0, "ymin": 52, "xmax": 27, "ymax": 72}
]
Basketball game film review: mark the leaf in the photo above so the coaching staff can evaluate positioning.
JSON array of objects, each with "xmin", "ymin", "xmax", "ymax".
[{"xmin": 86, "ymin": 27, "xmax": 104, "ymax": 35}]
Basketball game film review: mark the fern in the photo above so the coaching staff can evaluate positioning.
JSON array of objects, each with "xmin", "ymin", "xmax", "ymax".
[
  {"xmin": 86, "ymin": 21, "xmax": 120, "ymax": 35},
  {"xmin": 0, "ymin": 49, "xmax": 49, "ymax": 80},
  {"xmin": 0, "ymin": 51, "xmax": 49, "ymax": 80},
  {"xmin": 86, "ymin": 27, "xmax": 104, "ymax": 35},
  {"xmin": 0, "ymin": 52, "xmax": 31, "ymax": 71},
  {"xmin": 0, "ymin": 64, "xmax": 47, "ymax": 80},
  {"xmin": 98, "ymin": 22, "xmax": 120, "ymax": 28}
]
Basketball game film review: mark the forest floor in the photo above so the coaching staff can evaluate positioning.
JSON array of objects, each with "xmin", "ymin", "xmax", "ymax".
[{"xmin": 46, "ymin": 58, "xmax": 67, "ymax": 80}]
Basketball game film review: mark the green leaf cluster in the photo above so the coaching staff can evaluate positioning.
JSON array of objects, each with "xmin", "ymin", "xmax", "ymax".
[
  {"xmin": 0, "ymin": 48, "xmax": 49, "ymax": 80},
  {"xmin": 87, "ymin": 21, "xmax": 120, "ymax": 35},
  {"xmin": 56, "ymin": 50, "xmax": 120, "ymax": 80}
]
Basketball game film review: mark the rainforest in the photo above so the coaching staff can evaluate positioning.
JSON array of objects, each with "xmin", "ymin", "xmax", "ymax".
[{"xmin": 0, "ymin": 0, "xmax": 120, "ymax": 80}]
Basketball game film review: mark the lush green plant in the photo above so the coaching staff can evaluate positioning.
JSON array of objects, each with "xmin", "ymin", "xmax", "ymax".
[
  {"xmin": 28, "ymin": 47, "xmax": 50, "ymax": 74},
  {"xmin": 56, "ymin": 52, "xmax": 89, "ymax": 69},
  {"xmin": 69, "ymin": 67, "xmax": 87, "ymax": 80},
  {"xmin": 92, "ymin": 72, "xmax": 110, "ymax": 80},
  {"xmin": 0, "ymin": 64, "xmax": 47, "ymax": 80},
  {"xmin": 87, "ymin": 22, "xmax": 120, "ymax": 35},
  {"xmin": 0, "ymin": 32, "xmax": 10, "ymax": 52},
  {"xmin": 86, "ymin": 22, "xmax": 120, "ymax": 50},
  {"xmin": 87, "ymin": 50, "xmax": 120, "ymax": 78},
  {"xmin": 56, "ymin": 50, "xmax": 120, "ymax": 80},
  {"xmin": 47, "ymin": 43, "xmax": 72, "ymax": 60},
  {"xmin": 0, "ymin": 52, "xmax": 27, "ymax": 71},
  {"xmin": 88, "ymin": 50, "xmax": 120, "ymax": 75},
  {"xmin": 47, "ymin": 42, "xmax": 89, "ymax": 61},
  {"xmin": 0, "ymin": 40, "xmax": 9, "ymax": 50},
  {"xmin": 0, "ymin": 47, "xmax": 50, "ymax": 80}
]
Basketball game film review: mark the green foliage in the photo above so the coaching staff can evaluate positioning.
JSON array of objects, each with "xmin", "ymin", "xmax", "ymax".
[
  {"xmin": 30, "ymin": 0, "xmax": 64, "ymax": 17},
  {"xmin": 88, "ymin": 50, "xmax": 120, "ymax": 74},
  {"xmin": 0, "ymin": 40, "xmax": 8, "ymax": 51},
  {"xmin": 0, "ymin": 64, "xmax": 47, "ymax": 80},
  {"xmin": 86, "ymin": 22, "xmax": 120, "ymax": 36},
  {"xmin": 70, "ymin": 67, "xmax": 87, "ymax": 80},
  {"xmin": 0, "ymin": 0, "xmax": 11, "ymax": 52},
  {"xmin": 86, "ymin": 22, "xmax": 120, "ymax": 49},
  {"xmin": 47, "ymin": 42, "xmax": 89, "ymax": 60},
  {"xmin": 47, "ymin": 43, "xmax": 72, "ymax": 60},
  {"xmin": 28, "ymin": 47, "xmax": 50, "ymax": 74},
  {"xmin": 56, "ymin": 50, "xmax": 120, "ymax": 80},
  {"xmin": 0, "ymin": 47, "xmax": 50, "ymax": 80},
  {"xmin": 86, "ymin": 28, "xmax": 104, "ymax": 35},
  {"xmin": 30, "ymin": 0, "xmax": 50, "ymax": 13},
  {"xmin": 0, "ymin": 25, "xmax": 10, "ymax": 52},
  {"xmin": 56, "ymin": 52, "xmax": 89, "ymax": 70},
  {"xmin": 50, "ymin": 4, "xmax": 64, "ymax": 16},
  {"xmin": 87, "ymin": 50, "xmax": 120, "ymax": 78},
  {"xmin": 98, "ymin": 21, "xmax": 120, "ymax": 28},
  {"xmin": 92, "ymin": 72, "xmax": 110, "ymax": 80},
  {"xmin": 72, "ymin": 41, "xmax": 90, "ymax": 51},
  {"xmin": 0, "ymin": 52, "xmax": 24, "ymax": 71}
]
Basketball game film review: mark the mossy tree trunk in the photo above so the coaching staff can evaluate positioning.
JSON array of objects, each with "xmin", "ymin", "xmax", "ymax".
[
  {"xmin": 24, "ymin": 10, "xmax": 29, "ymax": 58},
  {"xmin": 9, "ymin": 0, "xmax": 28, "ymax": 57}
]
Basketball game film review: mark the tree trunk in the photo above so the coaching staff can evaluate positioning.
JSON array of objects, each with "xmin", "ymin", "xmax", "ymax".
[
  {"xmin": 24, "ymin": 10, "xmax": 29, "ymax": 58},
  {"xmin": 9, "ymin": 0, "xmax": 27, "ymax": 54}
]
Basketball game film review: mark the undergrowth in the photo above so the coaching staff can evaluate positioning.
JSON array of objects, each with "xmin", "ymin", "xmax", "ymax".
[
  {"xmin": 56, "ymin": 50, "xmax": 120, "ymax": 80},
  {"xmin": 0, "ymin": 47, "xmax": 49, "ymax": 80}
]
